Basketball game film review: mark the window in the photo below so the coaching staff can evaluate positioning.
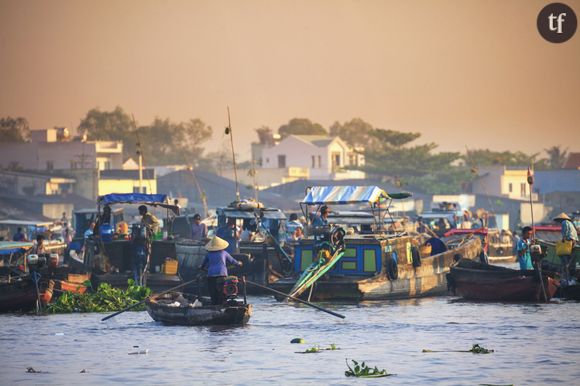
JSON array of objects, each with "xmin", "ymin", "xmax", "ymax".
[
  {"xmin": 277, "ymin": 155, "xmax": 286, "ymax": 168},
  {"xmin": 363, "ymin": 249, "xmax": 377, "ymax": 272},
  {"xmin": 348, "ymin": 153, "xmax": 356, "ymax": 166},
  {"xmin": 331, "ymin": 152, "xmax": 341, "ymax": 168},
  {"xmin": 133, "ymin": 186, "xmax": 147, "ymax": 194},
  {"xmin": 520, "ymin": 183, "xmax": 526, "ymax": 197},
  {"xmin": 318, "ymin": 155, "xmax": 322, "ymax": 168},
  {"xmin": 311, "ymin": 156, "xmax": 316, "ymax": 168},
  {"xmin": 508, "ymin": 183, "xmax": 513, "ymax": 193},
  {"xmin": 46, "ymin": 161, "xmax": 54, "ymax": 170}
]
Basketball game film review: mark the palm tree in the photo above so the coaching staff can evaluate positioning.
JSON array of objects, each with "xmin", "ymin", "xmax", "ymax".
[{"xmin": 544, "ymin": 146, "xmax": 568, "ymax": 169}]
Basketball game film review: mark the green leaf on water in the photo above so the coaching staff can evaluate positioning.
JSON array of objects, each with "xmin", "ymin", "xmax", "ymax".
[{"xmin": 344, "ymin": 359, "xmax": 392, "ymax": 378}]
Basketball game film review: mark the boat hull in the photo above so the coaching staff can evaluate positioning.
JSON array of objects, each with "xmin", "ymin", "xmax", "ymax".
[
  {"xmin": 447, "ymin": 260, "xmax": 558, "ymax": 302},
  {"xmin": 273, "ymin": 236, "xmax": 483, "ymax": 301},
  {"xmin": 146, "ymin": 295, "xmax": 252, "ymax": 326}
]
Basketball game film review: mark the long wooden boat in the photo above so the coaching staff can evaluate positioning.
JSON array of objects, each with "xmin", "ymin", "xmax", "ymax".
[
  {"xmin": 271, "ymin": 186, "xmax": 483, "ymax": 301},
  {"xmin": 146, "ymin": 292, "xmax": 252, "ymax": 326},
  {"xmin": 447, "ymin": 259, "xmax": 558, "ymax": 302}
]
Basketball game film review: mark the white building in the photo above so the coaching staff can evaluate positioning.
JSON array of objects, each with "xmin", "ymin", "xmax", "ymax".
[
  {"xmin": 0, "ymin": 127, "xmax": 123, "ymax": 171},
  {"xmin": 260, "ymin": 135, "xmax": 365, "ymax": 180},
  {"xmin": 471, "ymin": 166, "xmax": 538, "ymax": 201}
]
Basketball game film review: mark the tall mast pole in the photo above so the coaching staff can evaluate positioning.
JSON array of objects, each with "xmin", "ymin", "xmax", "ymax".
[
  {"xmin": 132, "ymin": 115, "xmax": 143, "ymax": 194},
  {"xmin": 226, "ymin": 106, "xmax": 240, "ymax": 202}
]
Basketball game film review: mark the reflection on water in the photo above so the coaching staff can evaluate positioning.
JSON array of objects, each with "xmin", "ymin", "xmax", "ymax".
[{"xmin": 0, "ymin": 296, "xmax": 579, "ymax": 385}]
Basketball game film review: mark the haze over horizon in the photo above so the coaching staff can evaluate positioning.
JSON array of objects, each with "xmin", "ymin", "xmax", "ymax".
[{"xmin": 1, "ymin": 0, "xmax": 579, "ymax": 161}]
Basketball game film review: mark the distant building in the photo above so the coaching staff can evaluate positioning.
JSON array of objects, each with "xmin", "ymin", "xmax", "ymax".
[
  {"xmin": 563, "ymin": 152, "xmax": 580, "ymax": 169},
  {"xmin": 259, "ymin": 135, "xmax": 365, "ymax": 181},
  {"xmin": 469, "ymin": 166, "xmax": 538, "ymax": 201},
  {"xmin": 0, "ymin": 127, "xmax": 123, "ymax": 171},
  {"xmin": 98, "ymin": 169, "xmax": 157, "ymax": 195},
  {"xmin": 0, "ymin": 170, "xmax": 93, "ymax": 221},
  {"xmin": 535, "ymin": 169, "xmax": 580, "ymax": 216}
]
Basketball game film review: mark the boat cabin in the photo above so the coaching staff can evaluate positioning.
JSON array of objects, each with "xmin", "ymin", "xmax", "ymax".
[
  {"xmin": 73, "ymin": 207, "xmax": 125, "ymax": 237},
  {"xmin": 295, "ymin": 185, "xmax": 416, "ymax": 277}
]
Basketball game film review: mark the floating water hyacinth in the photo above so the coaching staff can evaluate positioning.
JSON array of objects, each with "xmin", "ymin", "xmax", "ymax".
[
  {"xmin": 344, "ymin": 359, "xmax": 393, "ymax": 378},
  {"xmin": 295, "ymin": 344, "xmax": 340, "ymax": 354},
  {"xmin": 422, "ymin": 344, "xmax": 494, "ymax": 354}
]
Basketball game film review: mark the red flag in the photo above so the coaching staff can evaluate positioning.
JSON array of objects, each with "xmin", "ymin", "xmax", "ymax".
[{"xmin": 527, "ymin": 165, "xmax": 534, "ymax": 185}]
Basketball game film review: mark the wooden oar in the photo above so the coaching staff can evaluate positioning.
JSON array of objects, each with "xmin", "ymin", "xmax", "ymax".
[
  {"xmin": 246, "ymin": 280, "xmax": 345, "ymax": 319},
  {"xmin": 101, "ymin": 277, "xmax": 198, "ymax": 322}
]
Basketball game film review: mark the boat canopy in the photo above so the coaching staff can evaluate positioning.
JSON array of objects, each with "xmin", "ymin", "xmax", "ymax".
[
  {"xmin": 0, "ymin": 241, "xmax": 34, "ymax": 255},
  {"xmin": 0, "ymin": 220, "xmax": 54, "ymax": 227},
  {"xmin": 301, "ymin": 186, "xmax": 411, "ymax": 205},
  {"xmin": 97, "ymin": 193, "xmax": 180, "ymax": 214},
  {"xmin": 217, "ymin": 208, "xmax": 286, "ymax": 220}
]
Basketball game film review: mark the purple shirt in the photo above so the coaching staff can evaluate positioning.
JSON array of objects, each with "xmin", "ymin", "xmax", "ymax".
[
  {"xmin": 201, "ymin": 250, "xmax": 240, "ymax": 277},
  {"xmin": 191, "ymin": 222, "xmax": 207, "ymax": 241}
]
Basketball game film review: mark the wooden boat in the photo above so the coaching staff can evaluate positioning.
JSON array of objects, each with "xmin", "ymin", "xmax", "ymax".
[
  {"xmin": 272, "ymin": 186, "xmax": 483, "ymax": 301},
  {"xmin": 56, "ymin": 273, "xmax": 91, "ymax": 294},
  {"xmin": 146, "ymin": 292, "xmax": 252, "ymax": 326},
  {"xmin": 81, "ymin": 193, "xmax": 182, "ymax": 289},
  {"xmin": 447, "ymin": 259, "xmax": 558, "ymax": 302},
  {"xmin": 0, "ymin": 270, "xmax": 55, "ymax": 312}
]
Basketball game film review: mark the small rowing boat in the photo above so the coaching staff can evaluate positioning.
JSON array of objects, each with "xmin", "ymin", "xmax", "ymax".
[
  {"xmin": 146, "ymin": 292, "xmax": 252, "ymax": 326},
  {"xmin": 447, "ymin": 259, "xmax": 558, "ymax": 302}
]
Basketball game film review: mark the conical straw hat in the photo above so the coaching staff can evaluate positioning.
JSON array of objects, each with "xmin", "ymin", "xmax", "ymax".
[
  {"xmin": 205, "ymin": 236, "xmax": 229, "ymax": 252},
  {"xmin": 553, "ymin": 212, "xmax": 572, "ymax": 221}
]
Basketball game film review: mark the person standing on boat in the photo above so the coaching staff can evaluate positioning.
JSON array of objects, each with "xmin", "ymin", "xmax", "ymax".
[
  {"xmin": 286, "ymin": 213, "xmax": 304, "ymax": 242},
  {"xmin": 216, "ymin": 218, "xmax": 240, "ymax": 254},
  {"xmin": 200, "ymin": 236, "xmax": 243, "ymax": 305},
  {"xmin": 190, "ymin": 213, "xmax": 208, "ymax": 241},
  {"xmin": 32, "ymin": 234, "xmax": 47, "ymax": 255},
  {"xmin": 553, "ymin": 212, "xmax": 578, "ymax": 285},
  {"xmin": 139, "ymin": 205, "xmax": 160, "ymax": 235},
  {"xmin": 12, "ymin": 227, "xmax": 28, "ymax": 242},
  {"xmin": 516, "ymin": 226, "xmax": 533, "ymax": 272},
  {"xmin": 312, "ymin": 205, "xmax": 330, "ymax": 227}
]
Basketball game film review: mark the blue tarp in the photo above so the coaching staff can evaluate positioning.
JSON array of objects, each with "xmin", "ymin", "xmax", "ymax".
[
  {"xmin": 302, "ymin": 186, "xmax": 390, "ymax": 205},
  {"xmin": 98, "ymin": 193, "xmax": 168, "ymax": 205}
]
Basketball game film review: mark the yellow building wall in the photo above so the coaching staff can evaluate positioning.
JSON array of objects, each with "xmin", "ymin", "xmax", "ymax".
[{"xmin": 98, "ymin": 179, "xmax": 157, "ymax": 195}]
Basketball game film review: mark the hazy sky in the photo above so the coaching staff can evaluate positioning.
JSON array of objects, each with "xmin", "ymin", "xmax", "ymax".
[{"xmin": 1, "ymin": 0, "xmax": 579, "ymax": 160}]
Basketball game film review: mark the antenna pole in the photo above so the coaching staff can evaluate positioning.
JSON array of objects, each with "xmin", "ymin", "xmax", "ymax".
[
  {"xmin": 132, "ymin": 115, "xmax": 143, "ymax": 194},
  {"xmin": 227, "ymin": 106, "xmax": 240, "ymax": 201}
]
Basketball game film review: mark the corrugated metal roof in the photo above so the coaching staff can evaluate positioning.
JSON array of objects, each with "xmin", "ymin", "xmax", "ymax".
[{"xmin": 535, "ymin": 170, "xmax": 580, "ymax": 193}]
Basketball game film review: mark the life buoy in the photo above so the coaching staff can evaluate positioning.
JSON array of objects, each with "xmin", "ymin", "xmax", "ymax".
[
  {"xmin": 411, "ymin": 246, "xmax": 421, "ymax": 268},
  {"xmin": 385, "ymin": 251, "xmax": 398, "ymax": 280}
]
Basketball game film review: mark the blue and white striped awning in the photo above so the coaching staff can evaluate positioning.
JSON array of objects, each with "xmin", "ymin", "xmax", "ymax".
[{"xmin": 301, "ymin": 186, "xmax": 391, "ymax": 205}]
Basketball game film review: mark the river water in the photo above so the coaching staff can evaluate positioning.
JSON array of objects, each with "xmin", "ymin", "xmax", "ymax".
[{"xmin": 1, "ymin": 295, "xmax": 579, "ymax": 386}]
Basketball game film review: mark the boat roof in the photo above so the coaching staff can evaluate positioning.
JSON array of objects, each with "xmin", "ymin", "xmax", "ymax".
[
  {"xmin": 75, "ymin": 207, "xmax": 124, "ymax": 215},
  {"xmin": 217, "ymin": 207, "xmax": 286, "ymax": 220},
  {"xmin": 420, "ymin": 212, "xmax": 457, "ymax": 220},
  {"xmin": 0, "ymin": 241, "xmax": 34, "ymax": 254},
  {"xmin": 98, "ymin": 193, "xmax": 180, "ymax": 214},
  {"xmin": 0, "ymin": 219, "xmax": 54, "ymax": 227},
  {"xmin": 302, "ymin": 186, "xmax": 411, "ymax": 205}
]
